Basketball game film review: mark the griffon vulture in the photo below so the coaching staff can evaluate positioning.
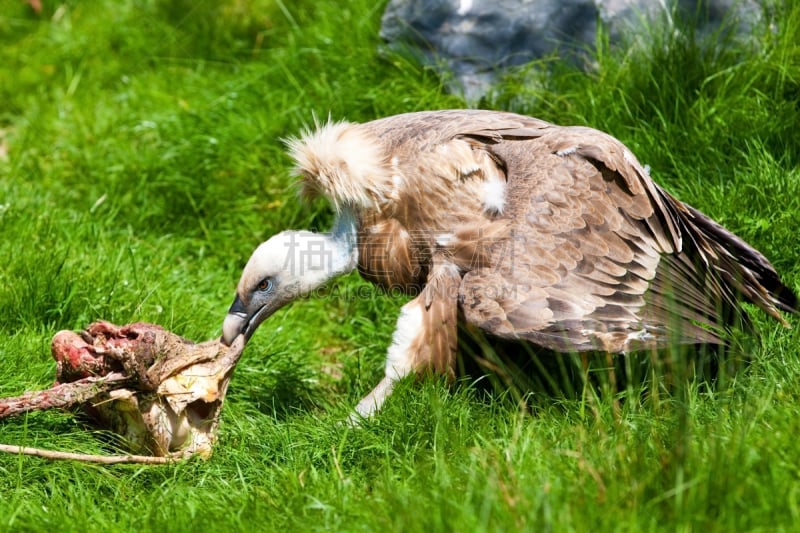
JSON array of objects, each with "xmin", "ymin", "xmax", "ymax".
[{"xmin": 221, "ymin": 109, "xmax": 797, "ymax": 418}]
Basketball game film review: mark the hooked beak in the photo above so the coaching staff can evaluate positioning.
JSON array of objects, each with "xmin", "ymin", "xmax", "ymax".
[
  {"xmin": 221, "ymin": 296, "xmax": 248, "ymax": 346},
  {"xmin": 221, "ymin": 295, "xmax": 279, "ymax": 346}
]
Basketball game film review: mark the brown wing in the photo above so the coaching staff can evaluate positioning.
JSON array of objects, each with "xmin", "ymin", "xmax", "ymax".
[{"xmin": 458, "ymin": 124, "xmax": 789, "ymax": 353}]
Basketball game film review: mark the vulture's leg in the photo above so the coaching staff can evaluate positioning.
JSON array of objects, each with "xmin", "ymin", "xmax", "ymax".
[{"xmin": 352, "ymin": 259, "xmax": 461, "ymax": 420}]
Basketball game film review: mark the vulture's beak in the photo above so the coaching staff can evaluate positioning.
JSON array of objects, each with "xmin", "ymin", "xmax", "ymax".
[
  {"xmin": 221, "ymin": 296, "xmax": 248, "ymax": 346},
  {"xmin": 221, "ymin": 295, "xmax": 279, "ymax": 346}
]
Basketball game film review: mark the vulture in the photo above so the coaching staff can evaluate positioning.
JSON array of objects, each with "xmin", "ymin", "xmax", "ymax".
[{"xmin": 221, "ymin": 109, "xmax": 797, "ymax": 418}]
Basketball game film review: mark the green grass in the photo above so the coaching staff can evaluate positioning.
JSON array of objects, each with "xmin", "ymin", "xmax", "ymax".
[{"xmin": 1, "ymin": 0, "xmax": 799, "ymax": 531}]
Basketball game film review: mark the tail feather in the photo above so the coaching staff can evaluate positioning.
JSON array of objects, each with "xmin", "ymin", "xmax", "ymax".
[{"xmin": 680, "ymin": 202, "xmax": 797, "ymax": 324}]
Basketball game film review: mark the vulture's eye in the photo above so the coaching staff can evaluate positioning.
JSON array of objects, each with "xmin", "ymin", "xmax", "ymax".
[{"xmin": 256, "ymin": 278, "xmax": 273, "ymax": 292}]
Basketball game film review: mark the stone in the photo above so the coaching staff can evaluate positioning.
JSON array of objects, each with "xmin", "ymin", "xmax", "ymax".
[{"xmin": 380, "ymin": 0, "xmax": 764, "ymax": 101}]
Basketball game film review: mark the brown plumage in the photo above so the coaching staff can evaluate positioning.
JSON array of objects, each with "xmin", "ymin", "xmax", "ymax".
[{"xmin": 223, "ymin": 109, "xmax": 797, "ymax": 418}]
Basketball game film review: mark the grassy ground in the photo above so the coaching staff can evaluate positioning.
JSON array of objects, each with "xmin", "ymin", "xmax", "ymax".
[{"xmin": 1, "ymin": 0, "xmax": 799, "ymax": 531}]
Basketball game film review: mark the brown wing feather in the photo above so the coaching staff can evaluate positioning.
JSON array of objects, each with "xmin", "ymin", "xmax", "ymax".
[
  {"xmin": 407, "ymin": 255, "xmax": 461, "ymax": 378},
  {"xmin": 459, "ymin": 122, "xmax": 793, "ymax": 353}
]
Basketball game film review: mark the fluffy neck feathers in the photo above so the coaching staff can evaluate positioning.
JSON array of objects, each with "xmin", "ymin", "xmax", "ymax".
[{"xmin": 287, "ymin": 120, "xmax": 392, "ymax": 210}]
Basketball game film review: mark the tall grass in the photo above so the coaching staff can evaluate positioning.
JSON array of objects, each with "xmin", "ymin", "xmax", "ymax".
[{"xmin": 1, "ymin": 1, "xmax": 798, "ymax": 531}]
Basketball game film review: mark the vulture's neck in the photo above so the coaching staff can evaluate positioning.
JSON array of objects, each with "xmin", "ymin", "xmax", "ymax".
[
  {"xmin": 324, "ymin": 206, "xmax": 359, "ymax": 276},
  {"xmin": 284, "ymin": 208, "xmax": 358, "ymax": 295}
]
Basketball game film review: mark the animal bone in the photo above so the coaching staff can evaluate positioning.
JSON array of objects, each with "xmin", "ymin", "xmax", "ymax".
[{"xmin": 1, "ymin": 321, "xmax": 244, "ymax": 460}]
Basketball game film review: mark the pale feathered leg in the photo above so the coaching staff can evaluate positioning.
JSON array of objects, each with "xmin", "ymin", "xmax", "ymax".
[
  {"xmin": 352, "ymin": 375, "xmax": 397, "ymax": 420},
  {"xmin": 350, "ymin": 258, "xmax": 461, "ymax": 421}
]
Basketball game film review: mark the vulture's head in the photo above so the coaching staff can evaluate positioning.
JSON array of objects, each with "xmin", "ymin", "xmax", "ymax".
[{"xmin": 221, "ymin": 229, "xmax": 355, "ymax": 345}]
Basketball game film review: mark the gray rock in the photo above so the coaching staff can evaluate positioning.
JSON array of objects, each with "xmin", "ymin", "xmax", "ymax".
[{"xmin": 380, "ymin": 0, "xmax": 763, "ymax": 101}]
